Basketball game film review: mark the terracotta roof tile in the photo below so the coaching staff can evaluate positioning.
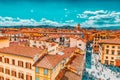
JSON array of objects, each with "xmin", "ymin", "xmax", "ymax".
[
  {"xmin": 56, "ymin": 69, "xmax": 81, "ymax": 80},
  {"xmin": 34, "ymin": 47, "xmax": 77, "ymax": 69},
  {"xmin": 0, "ymin": 36, "xmax": 8, "ymax": 40},
  {"xmin": 67, "ymin": 54, "xmax": 84, "ymax": 72},
  {"xmin": 4, "ymin": 31, "xmax": 21, "ymax": 35},
  {"xmin": 0, "ymin": 45, "xmax": 42, "ymax": 58},
  {"xmin": 99, "ymin": 39, "xmax": 120, "ymax": 45}
]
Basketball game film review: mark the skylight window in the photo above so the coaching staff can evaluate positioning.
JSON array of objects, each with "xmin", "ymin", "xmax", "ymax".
[{"xmin": 58, "ymin": 51, "xmax": 64, "ymax": 55}]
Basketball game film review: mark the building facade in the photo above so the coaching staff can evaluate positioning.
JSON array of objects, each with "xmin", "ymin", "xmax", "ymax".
[
  {"xmin": 99, "ymin": 39, "xmax": 120, "ymax": 66},
  {"xmin": 0, "ymin": 46, "xmax": 44, "ymax": 80},
  {"xmin": 93, "ymin": 31, "xmax": 109, "ymax": 53}
]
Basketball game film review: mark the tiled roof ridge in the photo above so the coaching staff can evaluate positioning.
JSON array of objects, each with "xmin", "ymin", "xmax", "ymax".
[
  {"xmin": 0, "ymin": 45, "xmax": 42, "ymax": 58},
  {"xmin": 45, "ymin": 56, "xmax": 53, "ymax": 68},
  {"xmin": 33, "ymin": 53, "xmax": 48, "ymax": 66}
]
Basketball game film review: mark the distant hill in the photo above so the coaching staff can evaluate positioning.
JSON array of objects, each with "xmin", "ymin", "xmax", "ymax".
[
  {"xmin": 0, "ymin": 25, "xmax": 120, "ymax": 30},
  {"xmin": 83, "ymin": 26, "xmax": 120, "ymax": 30},
  {"xmin": 0, "ymin": 25, "xmax": 75, "ymax": 29},
  {"xmin": 97, "ymin": 26, "xmax": 120, "ymax": 30}
]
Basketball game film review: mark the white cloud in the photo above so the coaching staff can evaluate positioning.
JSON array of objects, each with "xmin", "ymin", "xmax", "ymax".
[
  {"xmin": 30, "ymin": 9, "xmax": 34, "ymax": 13},
  {"xmin": 64, "ymin": 8, "xmax": 68, "ymax": 11},
  {"xmin": 0, "ymin": 16, "xmax": 76, "ymax": 27},
  {"xmin": 1, "ymin": 10, "xmax": 120, "ymax": 28},
  {"xmin": 40, "ymin": 18, "xmax": 59, "ymax": 26},
  {"xmin": 65, "ymin": 15, "xmax": 68, "ymax": 17},
  {"xmin": 77, "ymin": 14, "xmax": 88, "ymax": 18},
  {"xmin": 78, "ymin": 10, "xmax": 120, "ymax": 27},
  {"xmin": 65, "ymin": 20, "xmax": 74, "ymax": 23},
  {"xmin": 83, "ymin": 10, "xmax": 107, "ymax": 15}
]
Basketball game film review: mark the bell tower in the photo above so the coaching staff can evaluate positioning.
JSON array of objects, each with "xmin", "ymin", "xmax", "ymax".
[{"xmin": 77, "ymin": 23, "xmax": 80, "ymax": 30}]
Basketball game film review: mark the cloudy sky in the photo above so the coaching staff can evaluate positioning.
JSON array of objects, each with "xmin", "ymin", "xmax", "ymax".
[{"xmin": 0, "ymin": 0, "xmax": 120, "ymax": 27}]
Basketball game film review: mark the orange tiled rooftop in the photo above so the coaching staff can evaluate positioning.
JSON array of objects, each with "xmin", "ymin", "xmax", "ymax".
[
  {"xmin": 60, "ymin": 70, "xmax": 81, "ymax": 80},
  {"xmin": 99, "ymin": 38, "xmax": 120, "ymax": 44},
  {"xmin": 0, "ymin": 45, "xmax": 42, "ymax": 58},
  {"xmin": 34, "ymin": 47, "xmax": 77, "ymax": 69}
]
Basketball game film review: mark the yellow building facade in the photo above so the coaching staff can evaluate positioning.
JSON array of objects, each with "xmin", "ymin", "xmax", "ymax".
[
  {"xmin": 93, "ymin": 31, "xmax": 109, "ymax": 53},
  {"xmin": 0, "ymin": 45, "xmax": 44, "ymax": 80},
  {"xmin": 0, "ymin": 53, "xmax": 35, "ymax": 80},
  {"xmin": 99, "ymin": 39, "xmax": 120, "ymax": 66}
]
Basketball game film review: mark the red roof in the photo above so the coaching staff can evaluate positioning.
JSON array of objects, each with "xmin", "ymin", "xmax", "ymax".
[
  {"xmin": 56, "ymin": 69, "xmax": 82, "ymax": 80},
  {"xmin": 0, "ymin": 36, "xmax": 8, "ymax": 40},
  {"xmin": 99, "ymin": 39, "xmax": 120, "ymax": 45},
  {"xmin": 34, "ymin": 47, "xmax": 77, "ymax": 69},
  {"xmin": 4, "ymin": 30, "xmax": 21, "ymax": 35},
  {"xmin": 0, "ymin": 45, "xmax": 42, "ymax": 58},
  {"xmin": 60, "ymin": 70, "xmax": 82, "ymax": 80},
  {"xmin": 67, "ymin": 54, "xmax": 84, "ymax": 72}
]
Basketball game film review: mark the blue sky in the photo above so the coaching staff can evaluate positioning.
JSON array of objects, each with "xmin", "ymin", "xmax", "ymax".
[{"xmin": 0, "ymin": 0, "xmax": 120, "ymax": 27}]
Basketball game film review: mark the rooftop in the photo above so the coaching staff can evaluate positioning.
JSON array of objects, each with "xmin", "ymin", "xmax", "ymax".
[
  {"xmin": 4, "ymin": 30, "xmax": 21, "ymax": 35},
  {"xmin": 60, "ymin": 70, "xmax": 81, "ymax": 80},
  {"xmin": 99, "ymin": 38, "xmax": 120, "ymax": 45},
  {"xmin": 0, "ymin": 36, "xmax": 8, "ymax": 40},
  {"xmin": 66, "ymin": 54, "xmax": 84, "ymax": 72},
  {"xmin": 55, "ymin": 68, "xmax": 82, "ymax": 80},
  {"xmin": 0, "ymin": 45, "xmax": 42, "ymax": 58},
  {"xmin": 33, "ymin": 47, "xmax": 77, "ymax": 69}
]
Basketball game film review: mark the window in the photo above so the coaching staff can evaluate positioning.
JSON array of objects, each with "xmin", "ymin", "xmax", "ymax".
[
  {"xmin": 44, "ymin": 69, "xmax": 48, "ymax": 75},
  {"xmin": 35, "ymin": 67, "xmax": 39, "ymax": 73},
  {"xmin": 36, "ymin": 77, "xmax": 39, "ymax": 80},
  {"xmin": 18, "ymin": 61, "xmax": 24, "ymax": 67},
  {"xmin": 106, "ymin": 49, "xmax": 109, "ymax": 54},
  {"xmin": 6, "ymin": 78, "xmax": 10, "ymax": 80},
  {"xmin": 34, "ymin": 41, "xmax": 36, "ymax": 44},
  {"xmin": 102, "ymin": 46, "xmax": 104, "ymax": 50},
  {"xmin": 110, "ymin": 61, "xmax": 114, "ymax": 65},
  {"xmin": 118, "ymin": 51, "xmax": 120, "ymax": 56},
  {"xmin": 0, "ymin": 57, "xmax": 2, "ymax": 62},
  {"xmin": 106, "ymin": 45, "xmax": 109, "ymax": 48},
  {"xmin": 11, "ymin": 70, "xmax": 16, "ymax": 77},
  {"xmin": 18, "ymin": 72, "xmax": 24, "ymax": 79},
  {"xmin": 111, "ymin": 57, "xmax": 114, "ymax": 60},
  {"xmin": 5, "ymin": 69, "xmax": 10, "ymax": 75},
  {"xmin": 26, "ymin": 75, "xmax": 32, "ymax": 80},
  {"xmin": 26, "ymin": 62, "xmax": 31, "ymax": 69},
  {"xmin": 105, "ymin": 60, "xmax": 109, "ymax": 64},
  {"xmin": 79, "ymin": 44, "xmax": 81, "ymax": 46},
  {"xmin": 118, "ymin": 46, "xmax": 120, "ymax": 49},
  {"xmin": 106, "ymin": 56, "xmax": 108, "ymax": 59},
  {"xmin": 112, "ymin": 46, "xmax": 115, "ymax": 48},
  {"xmin": 33, "ymin": 45, "xmax": 36, "ymax": 47},
  {"xmin": 0, "ymin": 67, "xmax": 4, "ymax": 73},
  {"xmin": 112, "ymin": 50, "xmax": 114, "ymax": 55},
  {"xmin": 12, "ymin": 59, "xmax": 15, "ymax": 65},
  {"xmin": 4, "ymin": 58, "xmax": 9, "ymax": 64},
  {"xmin": 0, "ymin": 76, "xmax": 4, "ymax": 80}
]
